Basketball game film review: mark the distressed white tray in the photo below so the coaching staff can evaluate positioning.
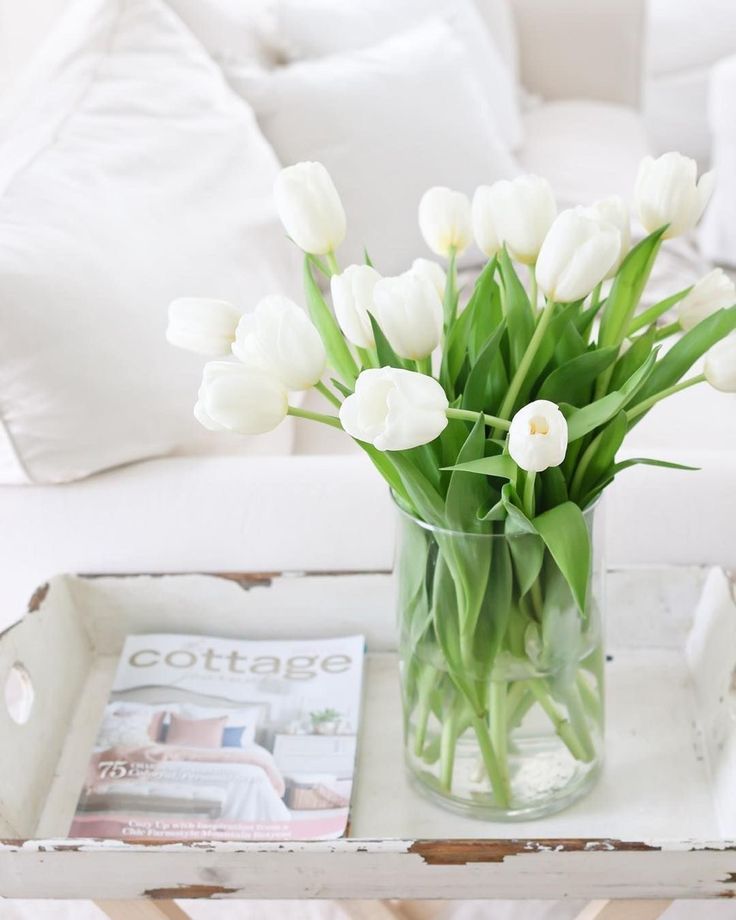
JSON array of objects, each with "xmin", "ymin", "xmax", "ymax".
[{"xmin": 1, "ymin": 567, "xmax": 735, "ymax": 901}]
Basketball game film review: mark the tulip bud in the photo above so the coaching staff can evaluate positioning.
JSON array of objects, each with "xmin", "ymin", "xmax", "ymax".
[
  {"xmin": 508, "ymin": 400, "xmax": 568, "ymax": 473},
  {"xmin": 373, "ymin": 272, "xmax": 443, "ymax": 360},
  {"xmin": 472, "ymin": 175, "xmax": 556, "ymax": 264},
  {"xmin": 678, "ymin": 269, "xmax": 736, "ymax": 331},
  {"xmin": 232, "ymin": 295, "xmax": 326, "ymax": 391},
  {"xmin": 411, "ymin": 258, "xmax": 446, "ymax": 301},
  {"xmin": 704, "ymin": 334, "xmax": 736, "ymax": 392},
  {"xmin": 635, "ymin": 152, "xmax": 715, "ymax": 240},
  {"xmin": 330, "ymin": 264, "xmax": 381, "ymax": 349},
  {"xmin": 418, "ymin": 187, "xmax": 472, "ymax": 257},
  {"xmin": 194, "ymin": 362, "xmax": 288, "ymax": 435},
  {"xmin": 339, "ymin": 367, "xmax": 449, "ymax": 451},
  {"xmin": 586, "ymin": 196, "xmax": 630, "ymax": 277},
  {"xmin": 536, "ymin": 208, "xmax": 621, "ymax": 303},
  {"xmin": 166, "ymin": 298, "xmax": 241, "ymax": 356},
  {"xmin": 274, "ymin": 161, "xmax": 346, "ymax": 255}
]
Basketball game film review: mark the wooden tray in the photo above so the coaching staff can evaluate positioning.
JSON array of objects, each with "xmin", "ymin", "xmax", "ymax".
[{"xmin": 1, "ymin": 567, "xmax": 735, "ymax": 901}]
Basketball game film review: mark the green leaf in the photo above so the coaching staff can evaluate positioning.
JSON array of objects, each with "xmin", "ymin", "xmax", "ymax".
[
  {"xmin": 574, "ymin": 410, "xmax": 627, "ymax": 500},
  {"xmin": 498, "ymin": 248, "xmax": 534, "ymax": 369},
  {"xmin": 609, "ymin": 326, "xmax": 656, "ymax": 391},
  {"xmin": 507, "ymin": 531, "xmax": 545, "ymax": 597},
  {"xmin": 391, "ymin": 454, "xmax": 446, "ymax": 527},
  {"xmin": 473, "ymin": 540, "xmax": 513, "ymax": 678},
  {"xmin": 538, "ymin": 346, "xmax": 618, "ymax": 406},
  {"xmin": 367, "ymin": 313, "xmax": 409, "ymax": 370},
  {"xmin": 461, "ymin": 321, "xmax": 507, "ymax": 412},
  {"xmin": 303, "ymin": 257, "xmax": 358, "ymax": 385},
  {"xmin": 443, "ymin": 258, "xmax": 498, "ymax": 385},
  {"xmin": 565, "ymin": 349, "xmax": 657, "ymax": 442},
  {"xmin": 445, "ymin": 417, "xmax": 489, "ymax": 531},
  {"xmin": 364, "ymin": 248, "xmax": 374, "ymax": 268},
  {"xmin": 532, "ymin": 501, "xmax": 592, "ymax": 615},
  {"xmin": 540, "ymin": 466, "xmax": 568, "ymax": 510},
  {"xmin": 443, "ymin": 453, "xmax": 517, "ymax": 480},
  {"xmin": 598, "ymin": 226, "xmax": 667, "ymax": 347},
  {"xmin": 633, "ymin": 305, "xmax": 736, "ymax": 406}
]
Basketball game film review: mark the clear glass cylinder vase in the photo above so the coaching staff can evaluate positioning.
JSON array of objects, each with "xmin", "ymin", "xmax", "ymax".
[{"xmin": 395, "ymin": 500, "xmax": 604, "ymax": 821}]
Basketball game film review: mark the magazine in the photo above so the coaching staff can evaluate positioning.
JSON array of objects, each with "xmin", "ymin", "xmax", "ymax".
[{"xmin": 70, "ymin": 632, "xmax": 365, "ymax": 841}]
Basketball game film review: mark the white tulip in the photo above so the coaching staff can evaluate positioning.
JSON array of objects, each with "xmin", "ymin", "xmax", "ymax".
[
  {"xmin": 274, "ymin": 161, "xmax": 346, "ymax": 255},
  {"xmin": 472, "ymin": 175, "xmax": 556, "ymax": 264},
  {"xmin": 704, "ymin": 334, "xmax": 736, "ymax": 392},
  {"xmin": 232, "ymin": 295, "xmax": 326, "ymax": 391},
  {"xmin": 339, "ymin": 368, "xmax": 448, "ymax": 451},
  {"xmin": 634, "ymin": 152, "xmax": 715, "ymax": 240},
  {"xmin": 330, "ymin": 264, "xmax": 381, "ymax": 349},
  {"xmin": 536, "ymin": 209, "xmax": 621, "ymax": 303},
  {"xmin": 678, "ymin": 269, "xmax": 736, "ymax": 331},
  {"xmin": 418, "ymin": 187, "xmax": 472, "ymax": 257},
  {"xmin": 411, "ymin": 257, "xmax": 446, "ymax": 301},
  {"xmin": 586, "ymin": 196, "xmax": 630, "ymax": 277},
  {"xmin": 166, "ymin": 298, "xmax": 241, "ymax": 356},
  {"xmin": 373, "ymin": 272, "xmax": 443, "ymax": 360},
  {"xmin": 194, "ymin": 362, "xmax": 288, "ymax": 435},
  {"xmin": 508, "ymin": 400, "xmax": 568, "ymax": 473}
]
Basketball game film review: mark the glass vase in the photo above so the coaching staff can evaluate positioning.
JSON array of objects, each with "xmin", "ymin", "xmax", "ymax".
[{"xmin": 395, "ymin": 500, "xmax": 604, "ymax": 821}]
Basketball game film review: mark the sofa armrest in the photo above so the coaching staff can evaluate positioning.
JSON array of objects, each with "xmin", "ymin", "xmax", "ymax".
[{"xmin": 512, "ymin": 0, "xmax": 645, "ymax": 108}]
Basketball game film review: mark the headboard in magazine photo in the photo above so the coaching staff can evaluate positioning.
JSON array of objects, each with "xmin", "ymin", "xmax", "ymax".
[{"xmin": 70, "ymin": 632, "xmax": 365, "ymax": 841}]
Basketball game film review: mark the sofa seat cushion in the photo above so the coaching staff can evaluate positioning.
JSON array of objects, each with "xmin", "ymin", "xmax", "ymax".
[{"xmin": 519, "ymin": 100, "xmax": 649, "ymax": 209}]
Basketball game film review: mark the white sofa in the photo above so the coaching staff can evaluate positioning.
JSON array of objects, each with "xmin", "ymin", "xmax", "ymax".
[{"xmin": 0, "ymin": 0, "xmax": 734, "ymax": 641}]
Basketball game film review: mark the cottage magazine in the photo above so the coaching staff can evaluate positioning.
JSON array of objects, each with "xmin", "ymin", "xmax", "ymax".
[{"xmin": 70, "ymin": 633, "xmax": 365, "ymax": 841}]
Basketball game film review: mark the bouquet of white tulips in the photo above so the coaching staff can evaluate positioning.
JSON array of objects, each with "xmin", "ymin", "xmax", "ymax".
[{"xmin": 168, "ymin": 153, "xmax": 736, "ymax": 819}]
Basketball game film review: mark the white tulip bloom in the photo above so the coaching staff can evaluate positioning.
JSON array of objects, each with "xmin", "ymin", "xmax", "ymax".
[
  {"xmin": 678, "ymin": 269, "xmax": 736, "ymax": 331},
  {"xmin": 232, "ymin": 295, "xmax": 326, "ymax": 391},
  {"xmin": 166, "ymin": 298, "xmax": 241, "ymax": 356},
  {"xmin": 418, "ymin": 187, "xmax": 472, "ymax": 257},
  {"xmin": 274, "ymin": 161, "xmax": 346, "ymax": 255},
  {"xmin": 339, "ymin": 367, "xmax": 449, "ymax": 451},
  {"xmin": 536, "ymin": 209, "xmax": 621, "ymax": 303},
  {"xmin": 704, "ymin": 335, "xmax": 736, "ymax": 392},
  {"xmin": 330, "ymin": 264, "xmax": 381, "ymax": 349},
  {"xmin": 373, "ymin": 272, "xmax": 443, "ymax": 360},
  {"xmin": 194, "ymin": 362, "xmax": 288, "ymax": 435},
  {"xmin": 411, "ymin": 257, "xmax": 446, "ymax": 301},
  {"xmin": 635, "ymin": 152, "xmax": 715, "ymax": 240},
  {"xmin": 586, "ymin": 196, "xmax": 631, "ymax": 277},
  {"xmin": 472, "ymin": 175, "xmax": 556, "ymax": 264},
  {"xmin": 508, "ymin": 400, "xmax": 568, "ymax": 473}
]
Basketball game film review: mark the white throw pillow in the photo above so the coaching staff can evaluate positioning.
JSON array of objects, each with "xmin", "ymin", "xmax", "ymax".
[
  {"xmin": 270, "ymin": 0, "xmax": 522, "ymax": 151},
  {"xmin": 0, "ymin": 0, "xmax": 298, "ymax": 485},
  {"xmin": 233, "ymin": 18, "xmax": 519, "ymax": 275}
]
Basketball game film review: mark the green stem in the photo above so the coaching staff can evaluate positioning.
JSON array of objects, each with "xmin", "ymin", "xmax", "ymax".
[
  {"xmin": 416, "ymin": 356, "xmax": 433, "ymax": 376},
  {"xmin": 287, "ymin": 406, "xmax": 342, "ymax": 428},
  {"xmin": 529, "ymin": 265, "xmax": 538, "ymax": 312},
  {"xmin": 526, "ymin": 679, "xmax": 589, "ymax": 762},
  {"xmin": 445, "ymin": 407, "xmax": 510, "ymax": 431},
  {"xmin": 443, "ymin": 249, "xmax": 458, "ymax": 334},
  {"xmin": 626, "ymin": 373, "xmax": 705, "ymax": 422},
  {"xmin": 356, "ymin": 346, "xmax": 375, "ymax": 369},
  {"xmin": 508, "ymin": 687, "xmax": 535, "ymax": 730},
  {"xmin": 590, "ymin": 281, "xmax": 602, "ymax": 312},
  {"xmin": 522, "ymin": 471, "xmax": 536, "ymax": 519},
  {"xmin": 560, "ymin": 683, "xmax": 596, "ymax": 763},
  {"xmin": 570, "ymin": 429, "xmax": 604, "ymax": 502},
  {"xmin": 315, "ymin": 380, "xmax": 342, "ymax": 408},
  {"xmin": 576, "ymin": 671, "xmax": 602, "ymax": 723},
  {"xmin": 489, "ymin": 682, "xmax": 509, "ymax": 795},
  {"xmin": 470, "ymin": 714, "xmax": 511, "ymax": 808},
  {"xmin": 439, "ymin": 699, "xmax": 463, "ymax": 791},
  {"xmin": 654, "ymin": 321, "xmax": 681, "ymax": 341},
  {"xmin": 413, "ymin": 666, "xmax": 436, "ymax": 757},
  {"xmin": 498, "ymin": 298, "xmax": 557, "ymax": 423},
  {"xmin": 325, "ymin": 251, "xmax": 340, "ymax": 276}
]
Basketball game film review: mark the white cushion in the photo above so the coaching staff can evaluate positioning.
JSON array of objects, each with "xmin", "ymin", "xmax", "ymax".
[
  {"xmin": 0, "ymin": 0, "xmax": 297, "ymax": 484},
  {"xmin": 699, "ymin": 56, "xmax": 736, "ymax": 267},
  {"xmin": 647, "ymin": 0, "xmax": 736, "ymax": 77},
  {"xmin": 165, "ymin": 0, "xmax": 279, "ymax": 68},
  {"xmin": 644, "ymin": 69, "xmax": 712, "ymax": 169},
  {"xmin": 269, "ymin": 0, "xmax": 522, "ymax": 151},
  {"xmin": 233, "ymin": 18, "xmax": 518, "ymax": 274},
  {"xmin": 518, "ymin": 100, "xmax": 649, "ymax": 209}
]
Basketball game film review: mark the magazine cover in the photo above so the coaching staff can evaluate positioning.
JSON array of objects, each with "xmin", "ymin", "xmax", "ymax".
[{"xmin": 70, "ymin": 633, "xmax": 365, "ymax": 841}]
